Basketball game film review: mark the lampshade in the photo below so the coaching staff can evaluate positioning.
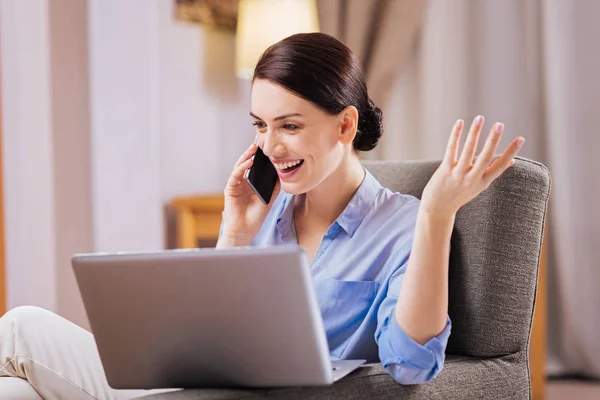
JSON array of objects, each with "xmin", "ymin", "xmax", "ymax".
[{"xmin": 235, "ymin": 0, "xmax": 320, "ymax": 79}]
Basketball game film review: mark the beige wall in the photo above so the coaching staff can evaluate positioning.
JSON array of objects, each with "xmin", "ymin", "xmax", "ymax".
[
  {"xmin": 158, "ymin": 0, "xmax": 252, "ymax": 202},
  {"xmin": 87, "ymin": 0, "xmax": 163, "ymax": 253},
  {"xmin": 0, "ymin": 0, "xmax": 253, "ymax": 327},
  {"xmin": 0, "ymin": 0, "xmax": 58, "ymax": 312},
  {"xmin": 0, "ymin": 0, "xmax": 93, "ymax": 328},
  {"xmin": 49, "ymin": 0, "xmax": 94, "ymax": 329}
]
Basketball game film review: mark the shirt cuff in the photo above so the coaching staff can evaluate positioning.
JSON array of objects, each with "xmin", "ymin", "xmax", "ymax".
[{"xmin": 385, "ymin": 314, "xmax": 452, "ymax": 370}]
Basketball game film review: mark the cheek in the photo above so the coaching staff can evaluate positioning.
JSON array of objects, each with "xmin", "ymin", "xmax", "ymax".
[
  {"xmin": 311, "ymin": 127, "xmax": 341, "ymax": 157},
  {"xmin": 277, "ymin": 125, "xmax": 338, "ymax": 160},
  {"xmin": 304, "ymin": 124, "xmax": 337, "ymax": 148}
]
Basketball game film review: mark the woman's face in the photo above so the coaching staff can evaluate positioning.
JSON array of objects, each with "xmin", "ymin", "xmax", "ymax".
[{"xmin": 250, "ymin": 79, "xmax": 356, "ymax": 195}]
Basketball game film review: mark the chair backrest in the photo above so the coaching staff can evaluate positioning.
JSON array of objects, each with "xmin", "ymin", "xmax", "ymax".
[{"xmin": 363, "ymin": 157, "xmax": 551, "ymax": 357}]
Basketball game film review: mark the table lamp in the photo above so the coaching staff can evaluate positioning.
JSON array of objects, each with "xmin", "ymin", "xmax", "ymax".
[{"xmin": 235, "ymin": 0, "xmax": 319, "ymax": 79}]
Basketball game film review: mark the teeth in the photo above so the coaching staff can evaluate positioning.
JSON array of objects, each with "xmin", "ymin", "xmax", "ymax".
[{"xmin": 274, "ymin": 160, "xmax": 302, "ymax": 170}]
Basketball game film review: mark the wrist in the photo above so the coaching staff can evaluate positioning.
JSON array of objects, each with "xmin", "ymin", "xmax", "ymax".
[
  {"xmin": 216, "ymin": 231, "xmax": 253, "ymax": 249},
  {"xmin": 419, "ymin": 204, "xmax": 457, "ymax": 224}
]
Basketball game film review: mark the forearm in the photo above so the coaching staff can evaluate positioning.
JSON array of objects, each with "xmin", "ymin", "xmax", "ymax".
[{"xmin": 394, "ymin": 207, "xmax": 454, "ymax": 344}]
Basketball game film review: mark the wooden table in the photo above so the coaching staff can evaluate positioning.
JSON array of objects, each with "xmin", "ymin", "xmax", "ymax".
[{"xmin": 169, "ymin": 195, "xmax": 224, "ymax": 249}]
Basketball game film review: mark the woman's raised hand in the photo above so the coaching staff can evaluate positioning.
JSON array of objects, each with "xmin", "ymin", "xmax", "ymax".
[{"xmin": 420, "ymin": 116, "xmax": 525, "ymax": 218}]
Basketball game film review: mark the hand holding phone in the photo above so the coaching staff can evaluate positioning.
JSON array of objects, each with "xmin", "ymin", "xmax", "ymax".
[{"xmin": 218, "ymin": 143, "xmax": 280, "ymax": 248}]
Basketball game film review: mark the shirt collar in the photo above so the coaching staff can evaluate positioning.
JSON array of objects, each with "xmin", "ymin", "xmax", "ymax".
[
  {"xmin": 275, "ymin": 192, "xmax": 296, "ymax": 241},
  {"xmin": 335, "ymin": 169, "xmax": 381, "ymax": 237},
  {"xmin": 275, "ymin": 168, "xmax": 381, "ymax": 238}
]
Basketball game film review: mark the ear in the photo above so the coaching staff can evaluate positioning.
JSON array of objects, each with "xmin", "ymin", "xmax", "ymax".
[{"xmin": 337, "ymin": 106, "xmax": 359, "ymax": 146}]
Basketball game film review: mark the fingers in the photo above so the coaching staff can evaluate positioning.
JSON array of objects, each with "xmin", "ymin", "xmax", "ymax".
[
  {"xmin": 443, "ymin": 119, "xmax": 464, "ymax": 167},
  {"xmin": 483, "ymin": 137, "xmax": 525, "ymax": 183},
  {"xmin": 471, "ymin": 122, "xmax": 504, "ymax": 175},
  {"xmin": 234, "ymin": 142, "xmax": 257, "ymax": 169},
  {"xmin": 457, "ymin": 115, "xmax": 484, "ymax": 172},
  {"xmin": 227, "ymin": 157, "xmax": 253, "ymax": 187}
]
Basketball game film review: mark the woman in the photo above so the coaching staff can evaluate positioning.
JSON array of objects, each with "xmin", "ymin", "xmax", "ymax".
[{"xmin": 0, "ymin": 33, "xmax": 524, "ymax": 399}]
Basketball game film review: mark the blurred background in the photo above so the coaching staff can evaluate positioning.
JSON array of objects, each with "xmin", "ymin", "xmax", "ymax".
[{"xmin": 0, "ymin": 0, "xmax": 599, "ymax": 398}]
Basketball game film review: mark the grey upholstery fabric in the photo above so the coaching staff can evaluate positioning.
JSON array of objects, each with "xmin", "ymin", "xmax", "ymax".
[
  {"xmin": 135, "ymin": 157, "xmax": 550, "ymax": 400},
  {"xmin": 138, "ymin": 353, "xmax": 530, "ymax": 400}
]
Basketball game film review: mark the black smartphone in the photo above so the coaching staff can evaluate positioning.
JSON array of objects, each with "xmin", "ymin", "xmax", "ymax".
[{"xmin": 244, "ymin": 145, "xmax": 278, "ymax": 205}]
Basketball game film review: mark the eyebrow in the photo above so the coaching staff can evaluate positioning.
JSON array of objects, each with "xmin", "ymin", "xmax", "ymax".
[{"xmin": 249, "ymin": 112, "xmax": 303, "ymax": 121}]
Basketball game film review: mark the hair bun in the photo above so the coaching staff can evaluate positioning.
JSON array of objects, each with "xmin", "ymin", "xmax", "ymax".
[{"xmin": 355, "ymin": 99, "xmax": 383, "ymax": 151}]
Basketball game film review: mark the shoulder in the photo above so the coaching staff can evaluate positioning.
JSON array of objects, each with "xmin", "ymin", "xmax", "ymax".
[
  {"xmin": 360, "ymin": 169, "xmax": 420, "ymax": 220},
  {"xmin": 354, "ymin": 187, "xmax": 421, "ymax": 251},
  {"xmin": 372, "ymin": 187, "xmax": 421, "ymax": 226}
]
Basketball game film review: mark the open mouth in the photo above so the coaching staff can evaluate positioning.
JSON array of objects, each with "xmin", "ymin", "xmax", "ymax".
[
  {"xmin": 275, "ymin": 160, "xmax": 304, "ymax": 174},
  {"xmin": 282, "ymin": 160, "xmax": 304, "ymax": 173}
]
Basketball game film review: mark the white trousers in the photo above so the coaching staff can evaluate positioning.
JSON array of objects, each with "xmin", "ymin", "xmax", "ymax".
[{"xmin": 0, "ymin": 306, "xmax": 172, "ymax": 400}]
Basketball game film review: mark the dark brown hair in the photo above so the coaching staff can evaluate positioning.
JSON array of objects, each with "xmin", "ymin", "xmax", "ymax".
[{"xmin": 253, "ymin": 33, "xmax": 383, "ymax": 152}]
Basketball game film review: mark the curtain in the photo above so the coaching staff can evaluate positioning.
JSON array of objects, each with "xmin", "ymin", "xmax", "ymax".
[
  {"xmin": 382, "ymin": 0, "xmax": 600, "ymax": 378},
  {"xmin": 317, "ymin": 0, "xmax": 427, "ymax": 110}
]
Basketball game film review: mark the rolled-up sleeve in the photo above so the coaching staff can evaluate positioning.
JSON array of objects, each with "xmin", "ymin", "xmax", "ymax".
[{"xmin": 375, "ymin": 265, "xmax": 452, "ymax": 385}]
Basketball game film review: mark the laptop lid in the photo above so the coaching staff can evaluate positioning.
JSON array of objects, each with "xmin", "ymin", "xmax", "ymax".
[{"xmin": 72, "ymin": 246, "xmax": 334, "ymax": 389}]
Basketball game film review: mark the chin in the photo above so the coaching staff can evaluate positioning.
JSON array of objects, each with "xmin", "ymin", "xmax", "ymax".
[
  {"xmin": 280, "ymin": 181, "xmax": 306, "ymax": 195},
  {"xmin": 279, "ymin": 165, "xmax": 321, "ymax": 195}
]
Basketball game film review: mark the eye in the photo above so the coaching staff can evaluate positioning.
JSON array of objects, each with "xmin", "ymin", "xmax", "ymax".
[
  {"xmin": 252, "ymin": 121, "xmax": 266, "ymax": 129},
  {"xmin": 282, "ymin": 123, "xmax": 299, "ymax": 131}
]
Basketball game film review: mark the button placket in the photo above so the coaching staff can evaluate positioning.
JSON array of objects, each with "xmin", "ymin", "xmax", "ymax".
[{"xmin": 314, "ymin": 224, "xmax": 341, "ymax": 262}]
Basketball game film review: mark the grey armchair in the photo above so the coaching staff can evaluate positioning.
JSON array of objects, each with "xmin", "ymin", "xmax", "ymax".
[{"xmin": 138, "ymin": 157, "xmax": 551, "ymax": 400}]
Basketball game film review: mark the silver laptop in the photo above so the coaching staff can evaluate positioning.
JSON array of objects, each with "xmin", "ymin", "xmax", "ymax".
[{"xmin": 72, "ymin": 245, "xmax": 366, "ymax": 389}]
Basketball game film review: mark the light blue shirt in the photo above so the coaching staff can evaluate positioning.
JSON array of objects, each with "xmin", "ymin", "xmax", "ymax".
[{"xmin": 251, "ymin": 169, "xmax": 452, "ymax": 385}]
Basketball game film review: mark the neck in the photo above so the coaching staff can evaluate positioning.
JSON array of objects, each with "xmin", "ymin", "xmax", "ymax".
[{"xmin": 294, "ymin": 154, "xmax": 365, "ymax": 226}]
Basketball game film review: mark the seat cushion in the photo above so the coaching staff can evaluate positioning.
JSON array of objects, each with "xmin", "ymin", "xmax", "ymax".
[{"xmin": 135, "ymin": 352, "xmax": 529, "ymax": 400}]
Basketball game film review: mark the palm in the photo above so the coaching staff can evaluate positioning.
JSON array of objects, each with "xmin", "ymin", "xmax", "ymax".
[
  {"xmin": 421, "ymin": 116, "xmax": 525, "ymax": 218},
  {"xmin": 225, "ymin": 191, "xmax": 269, "ymax": 232}
]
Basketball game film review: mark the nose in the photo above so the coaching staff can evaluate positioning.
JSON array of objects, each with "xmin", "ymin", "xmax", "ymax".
[{"xmin": 261, "ymin": 129, "xmax": 284, "ymax": 157}]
